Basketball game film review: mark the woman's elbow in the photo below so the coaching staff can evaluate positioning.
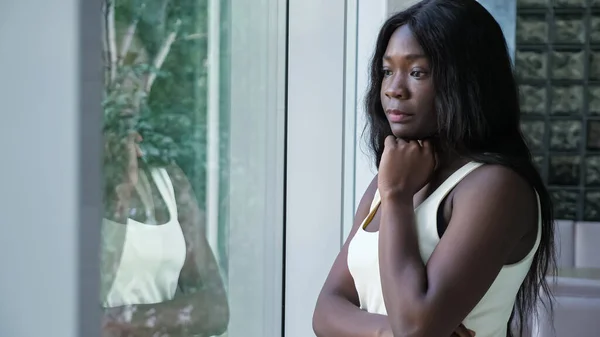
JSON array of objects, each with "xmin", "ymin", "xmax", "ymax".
[
  {"xmin": 191, "ymin": 291, "xmax": 229, "ymax": 336},
  {"xmin": 312, "ymin": 315, "xmax": 327, "ymax": 337},
  {"xmin": 389, "ymin": 316, "xmax": 449, "ymax": 337},
  {"xmin": 312, "ymin": 298, "xmax": 329, "ymax": 337},
  {"xmin": 387, "ymin": 307, "xmax": 432, "ymax": 337},
  {"xmin": 211, "ymin": 294, "xmax": 230, "ymax": 335},
  {"xmin": 388, "ymin": 325, "xmax": 426, "ymax": 337}
]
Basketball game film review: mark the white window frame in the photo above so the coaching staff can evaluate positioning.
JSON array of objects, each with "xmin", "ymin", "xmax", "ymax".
[
  {"xmin": 205, "ymin": 0, "xmax": 222, "ymax": 263},
  {"xmin": 284, "ymin": 0, "xmax": 349, "ymax": 336},
  {"xmin": 226, "ymin": 0, "xmax": 287, "ymax": 336}
]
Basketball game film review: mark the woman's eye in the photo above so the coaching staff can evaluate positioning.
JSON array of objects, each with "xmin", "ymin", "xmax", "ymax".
[
  {"xmin": 383, "ymin": 69, "xmax": 393, "ymax": 77},
  {"xmin": 410, "ymin": 70, "xmax": 425, "ymax": 78}
]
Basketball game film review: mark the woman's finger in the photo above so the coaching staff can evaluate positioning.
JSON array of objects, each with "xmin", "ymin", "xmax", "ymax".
[{"xmin": 454, "ymin": 324, "xmax": 476, "ymax": 337}]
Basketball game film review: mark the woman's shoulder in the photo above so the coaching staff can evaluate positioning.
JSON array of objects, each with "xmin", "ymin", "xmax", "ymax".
[
  {"xmin": 161, "ymin": 164, "xmax": 191, "ymax": 189},
  {"xmin": 459, "ymin": 163, "xmax": 533, "ymax": 193},
  {"xmin": 455, "ymin": 163, "xmax": 538, "ymax": 219},
  {"xmin": 355, "ymin": 175, "xmax": 380, "ymax": 217},
  {"xmin": 160, "ymin": 164, "xmax": 198, "ymax": 208},
  {"xmin": 363, "ymin": 174, "xmax": 380, "ymax": 202}
]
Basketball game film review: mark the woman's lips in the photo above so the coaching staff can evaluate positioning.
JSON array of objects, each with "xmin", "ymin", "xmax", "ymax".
[{"xmin": 387, "ymin": 109, "xmax": 413, "ymax": 123}]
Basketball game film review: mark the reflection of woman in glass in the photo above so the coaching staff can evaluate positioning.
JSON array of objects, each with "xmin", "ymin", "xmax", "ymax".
[
  {"xmin": 100, "ymin": 2, "xmax": 229, "ymax": 335},
  {"xmin": 313, "ymin": 1, "xmax": 555, "ymax": 337},
  {"xmin": 101, "ymin": 134, "xmax": 229, "ymax": 337}
]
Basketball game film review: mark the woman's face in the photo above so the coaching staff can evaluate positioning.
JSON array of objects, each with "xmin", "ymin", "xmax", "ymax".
[{"xmin": 380, "ymin": 25, "xmax": 437, "ymax": 140}]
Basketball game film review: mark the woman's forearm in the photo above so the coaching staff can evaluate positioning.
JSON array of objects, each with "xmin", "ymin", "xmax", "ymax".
[
  {"xmin": 105, "ymin": 287, "xmax": 229, "ymax": 336},
  {"xmin": 378, "ymin": 194, "xmax": 429, "ymax": 335},
  {"xmin": 313, "ymin": 293, "xmax": 389, "ymax": 337}
]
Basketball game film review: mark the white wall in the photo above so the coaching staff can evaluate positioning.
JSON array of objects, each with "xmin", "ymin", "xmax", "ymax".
[{"xmin": 0, "ymin": 0, "xmax": 102, "ymax": 336}]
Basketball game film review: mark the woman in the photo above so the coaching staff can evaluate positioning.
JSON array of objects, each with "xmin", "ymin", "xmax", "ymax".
[
  {"xmin": 99, "ymin": 5, "xmax": 229, "ymax": 334},
  {"xmin": 100, "ymin": 131, "xmax": 230, "ymax": 337},
  {"xmin": 312, "ymin": 1, "xmax": 555, "ymax": 337}
]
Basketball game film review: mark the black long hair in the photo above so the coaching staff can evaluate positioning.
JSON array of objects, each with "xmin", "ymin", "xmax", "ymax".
[{"xmin": 364, "ymin": 0, "xmax": 556, "ymax": 335}]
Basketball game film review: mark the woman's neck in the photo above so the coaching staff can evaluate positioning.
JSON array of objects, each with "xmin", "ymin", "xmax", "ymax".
[{"xmin": 430, "ymin": 138, "xmax": 466, "ymax": 176}]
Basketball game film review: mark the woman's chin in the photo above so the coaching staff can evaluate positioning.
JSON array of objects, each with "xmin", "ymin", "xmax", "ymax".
[
  {"xmin": 390, "ymin": 128, "xmax": 420, "ymax": 141},
  {"xmin": 390, "ymin": 126, "xmax": 436, "ymax": 142}
]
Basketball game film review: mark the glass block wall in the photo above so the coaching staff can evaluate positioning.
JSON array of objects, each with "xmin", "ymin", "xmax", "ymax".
[{"xmin": 516, "ymin": 0, "xmax": 600, "ymax": 220}]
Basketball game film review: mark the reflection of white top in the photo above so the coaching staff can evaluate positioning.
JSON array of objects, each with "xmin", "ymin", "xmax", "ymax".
[
  {"xmin": 347, "ymin": 162, "xmax": 542, "ymax": 337},
  {"xmin": 101, "ymin": 168, "xmax": 187, "ymax": 308}
]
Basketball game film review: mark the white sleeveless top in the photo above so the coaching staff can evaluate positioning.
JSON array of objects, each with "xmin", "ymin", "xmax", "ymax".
[
  {"xmin": 100, "ymin": 168, "xmax": 187, "ymax": 308},
  {"xmin": 347, "ymin": 162, "xmax": 542, "ymax": 337}
]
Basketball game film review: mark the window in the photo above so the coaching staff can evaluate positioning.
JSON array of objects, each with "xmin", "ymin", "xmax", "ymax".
[
  {"xmin": 100, "ymin": 0, "xmax": 286, "ymax": 336},
  {"xmin": 516, "ymin": 0, "xmax": 600, "ymax": 220}
]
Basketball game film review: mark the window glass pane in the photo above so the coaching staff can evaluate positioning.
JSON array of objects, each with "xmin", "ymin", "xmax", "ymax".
[
  {"xmin": 517, "ymin": 0, "xmax": 600, "ymax": 220},
  {"xmin": 100, "ymin": 0, "xmax": 286, "ymax": 336}
]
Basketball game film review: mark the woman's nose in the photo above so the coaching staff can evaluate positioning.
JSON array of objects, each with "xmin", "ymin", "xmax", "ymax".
[{"xmin": 384, "ymin": 77, "xmax": 409, "ymax": 100}]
